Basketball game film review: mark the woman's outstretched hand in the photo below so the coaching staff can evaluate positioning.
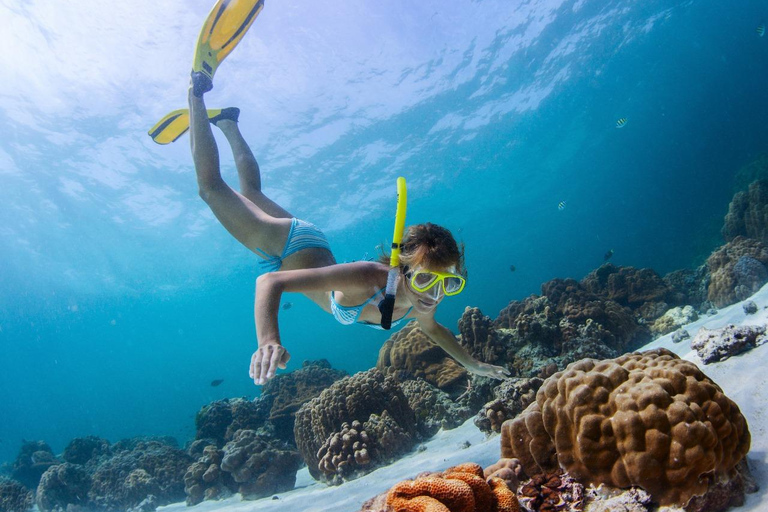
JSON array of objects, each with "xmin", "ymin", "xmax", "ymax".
[
  {"xmin": 250, "ymin": 342, "xmax": 291, "ymax": 385},
  {"xmin": 471, "ymin": 361, "xmax": 511, "ymax": 380}
]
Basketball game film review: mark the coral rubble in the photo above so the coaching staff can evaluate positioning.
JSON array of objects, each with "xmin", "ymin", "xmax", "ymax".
[{"xmin": 690, "ymin": 324, "xmax": 768, "ymax": 364}]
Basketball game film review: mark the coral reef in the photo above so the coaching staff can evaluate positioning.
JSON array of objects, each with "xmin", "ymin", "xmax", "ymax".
[
  {"xmin": 11, "ymin": 441, "xmax": 58, "ymax": 489},
  {"xmin": 707, "ymin": 236, "xmax": 768, "ymax": 307},
  {"xmin": 500, "ymin": 349, "xmax": 751, "ymax": 507},
  {"xmin": 386, "ymin": 463, "xmax": 519, "ymax": 512},
  {"xmin": 690, "ymin": 324, "xmax": 768, "ymax": 364},
  {"xmin": 294, "ymin": 369, "xmax": 417, "ymax": 482},
  {"xmin": 183, "ymin": 444, "xmax": 235, "ymax": 506},
  {"xmin": 663, "ymin": 266, "xmax": 710, "ymax": 311},
  {"xmin": 458, "ymin": 307, "xmax": 505, "ymax": 364},
  {"xmin": 0, "ymin": 477, "xmax": 34, "ymax": 512},
  {"xmin": 219, "ymin": 429, "xmax": 302, "ymax": 499},
  {"xmin": 262, "ymin": 359, "xmax": 348, "ymax": 434},
  {"xmin": 722, "ymin": 179, "xmax": 768, "ymax": 245},
  {"xmin": 650, "ymin": 305, "xmax": 698, "ymax": 336},
  {"xmin": 87, "ymin": 440, "xmax": 193, "ymax": 511},
  {"xmin": 400, "ymin": 379, "xmax": 473, "ymax": 438},
  {"xmin": 36, "ymin": 463, "xmax": 91, "ymax": 512},
  {"xmin": 493, "ymin": 278, "xmax": 648, "ymax": 378},
  {"xmin": 377, "ymin": 322, "xmax": 468, "ymax": 391},
  {"xmin": 580, "ymin": 264, "xmax": 671, "ymax": 316},
  {"xmin": 195, "ymin": 397, "xmax": 270, "ymax": 446},
  {"xmin": 518, "ymin": 471, "xmax": 583, "ymax": 512},
  {"xmin": 62, "ymin": 436, "xmax": 111, "ymax": 466},
  {"xmin": 474, "ymin": 378, "xmax": 543, "ymax": 434}
]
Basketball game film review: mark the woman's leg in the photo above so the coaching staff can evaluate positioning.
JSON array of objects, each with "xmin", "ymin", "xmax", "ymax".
[
  {"xmin": 188, "ymin": 87, "xmax": 289, "ymax": 256},
  {"xmin": 215, "ymin": 120, "xmax": 294, "ymax": 220}
]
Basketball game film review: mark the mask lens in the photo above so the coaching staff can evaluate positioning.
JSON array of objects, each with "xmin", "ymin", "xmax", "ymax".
[
  {"xmin": 444, "ymin": 277, "xmax": 463, "ymax": 294},
  {"xmin": 412, "ymin": 271, "xmax": 437, "ymax": 290}
]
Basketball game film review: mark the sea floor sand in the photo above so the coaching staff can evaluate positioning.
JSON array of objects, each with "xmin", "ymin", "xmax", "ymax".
[{"xmin": 160, "ymin": 284, "xmax": 768, "ymax": 512}]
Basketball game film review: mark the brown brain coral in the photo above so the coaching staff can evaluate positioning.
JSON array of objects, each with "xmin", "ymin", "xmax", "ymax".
[
  {"xmin": 386, "ymin": 463, "xmax": 520, "ymax": 512},
  {"xmin": 377, "ymin": 321, "xmax": 468, "ymax": 390},
  {"xmin": 500, "ymin": 348, "xmax": 751, "ymax": 507}
]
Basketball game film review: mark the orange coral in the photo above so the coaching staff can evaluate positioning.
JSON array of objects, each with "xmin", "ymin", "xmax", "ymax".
[{"xmin": 386, "ymin": 463, "xmax": 519, "ymax": 512}]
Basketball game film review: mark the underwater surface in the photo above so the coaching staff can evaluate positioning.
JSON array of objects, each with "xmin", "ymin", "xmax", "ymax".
[{"xmin": 1, "ymin": 0, "xmax": 767, "ymax": 489}]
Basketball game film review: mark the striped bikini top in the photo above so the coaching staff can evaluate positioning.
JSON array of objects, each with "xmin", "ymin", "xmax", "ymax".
[{"xmin": 330, "ymin": 289, "xmax": 413, "ymax": 330}]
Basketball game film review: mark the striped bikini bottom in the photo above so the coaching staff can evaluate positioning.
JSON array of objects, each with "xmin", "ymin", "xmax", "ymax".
[{"xmin": 256, "ymin": 218, "xmax": 332, "ymax": 272}]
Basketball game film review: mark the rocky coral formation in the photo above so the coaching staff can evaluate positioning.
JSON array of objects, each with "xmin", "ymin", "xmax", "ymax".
[
  {"xmin": 474, "ymin": 378, "xmax": 543, "ymax": 434},
  {"xmin": 500, "ymin": 348, "xmax": 751, "ymax": 507},
  {"xmin": 219, "ymin": 429, "xmax": 302, "ymax": 499},
  {"xmin": 580, "ymin": 264, "xmax": 671, "ymax": 317},
  {"xmin": 722, "ymin": 179, "xmax": 768, "ymax": 245},
  {"xmin": 650, "ymin": 305, "xmax": 698, "ymax": 336},
  {"xmin": 690, "ymin": 324, "xmax": 768, "ymax": 364},
  {"xmin": 316, "ymin": 420, "xmax": 372, "ymax": 485},
  {"xmin": 400, "ymin": 379, "xmax": 474, "ymax": 438},
  {"xmin": 195, "ymin": 397, "xmax": 271, "ymax": 446},
  {"xmin": 262, "ymin": 359, "xmax": 348, "ymax": 434},
  {"xmin": 386, "ymin": 463, "xmax": 519, "ymax": 512},
  {"xmin": 518, "ymin": 471, "xmax": 583, "ymax": 512},
  {"xmin": 183, "ymin": 444, "xmax": 234, "ymax": 506},
  {"xmin": 483, "ymin": 458, "xmax": 525, "ymax": 493},
  {"xmin": 36, "ymin": 463, "xmax": 91, "ymax": 512},
  {"xmin": 0, "ymin": 477, "xmax": 34, "ymax": 512},
  {"xmin": 707, "ymin": 236, "xmax": 768, "ymax": 307},
  {"xmin": 87, "ymin": 440, "xmax": 193, "ymax": 511},
  {"xmin": 493, "ymin": 279, "xmax": 648, "ymax": 377},
  {"xmin": 62, "ymin": 436, "xmax": 111, "ymax": 466},
  {"xmin": 377, "ymin": 322, "xmax": 468, "ymax": 391},
  {"xmin": 294, "ymin": 369, "xmax": 417, "ymax": 483},
  {"xmin": 663, "ymin": 266, "xmax": 710, "ymax": 311},
  {"xmin": 458, "ymin": 307, "xmax": 505, "ymax": 364},
  {"xmin": 11, "ymin": 441, "xmax": 58, "ymax": 490}
]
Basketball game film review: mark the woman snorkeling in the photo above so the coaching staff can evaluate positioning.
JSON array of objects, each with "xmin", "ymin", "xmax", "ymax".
[{"xmin": 188, "ymin": 84, "xmax": 510, "ymax": 386}]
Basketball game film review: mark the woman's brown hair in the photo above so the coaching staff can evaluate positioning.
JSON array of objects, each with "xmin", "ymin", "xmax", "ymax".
[{"xmin": 379, "ymin": 223, "xmax": 466, "ymax": 277}]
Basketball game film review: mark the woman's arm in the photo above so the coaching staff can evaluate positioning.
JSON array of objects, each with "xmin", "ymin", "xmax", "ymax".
[
  {"xmin": 417, "ymin": 315, "xmax": 510, "ymax": 380},
  {"xmin": 250, "ymin": 262, "xmax": 380, "ymax": 385}
]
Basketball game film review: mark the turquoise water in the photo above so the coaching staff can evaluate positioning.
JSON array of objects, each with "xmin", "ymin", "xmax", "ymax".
[{"xmin": 1, "ymin": 0, "xmax": 767, "ymax": 466}]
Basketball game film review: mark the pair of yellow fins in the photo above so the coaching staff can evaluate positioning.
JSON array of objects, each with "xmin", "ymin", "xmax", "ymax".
[{"xmin": 148, "ymin": 0, "xmax": 264, "ymax": 145}]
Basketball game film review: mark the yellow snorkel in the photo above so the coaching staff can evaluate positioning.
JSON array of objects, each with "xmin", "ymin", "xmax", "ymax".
[{"xmin": 378, "ymin": 177, "xmax": 407, "ymax": 330}]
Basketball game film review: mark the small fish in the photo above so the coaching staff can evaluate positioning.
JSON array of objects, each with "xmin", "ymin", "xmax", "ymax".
[
  {"xmin": 604, "ymin": 249, "xmax": 614, "ymax": 261},
  {"xmin": 616, "ymin": 118, "xmax": 628, "ymax": 128},
  {"xmin": 509, "ymin": 265, "xmax": 516, "ymax": 272},
  {"xmin": 758, "ymin": 23, "xmax": 766, "ymax": 37},
  {"xmin": 281, "ymin": 302, "xmax": 293, "ymax": 311},
  {"xmin": 558, "ymin": 200, "xmax": 567, "ymax": 211},
  {"xmin": 210, "ymin": 379, "xmax": 224, "ymax": 387}
]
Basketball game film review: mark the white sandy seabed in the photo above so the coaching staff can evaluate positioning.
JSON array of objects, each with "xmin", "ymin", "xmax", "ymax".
[{"xmin": 160, "ymin": 284, "xmax": 768, "ymax": 512}]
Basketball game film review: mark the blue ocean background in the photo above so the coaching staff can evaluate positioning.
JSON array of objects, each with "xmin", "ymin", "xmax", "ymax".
[{"xmin": 1, "ymin": 0, "xmax": 767, "ymax": 466}]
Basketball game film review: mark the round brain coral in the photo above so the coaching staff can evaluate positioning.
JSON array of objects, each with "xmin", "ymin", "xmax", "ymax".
[
  {"xmin": 500, "ymin": 348, "xmax": 750, "ymax": 507},
  {"xmin": 386, "ymin": 463, "xmax": 519, "ymax": 512}
]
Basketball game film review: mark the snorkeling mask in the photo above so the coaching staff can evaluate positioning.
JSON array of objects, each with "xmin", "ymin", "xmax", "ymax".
[{"xmin": 403, "ymin": 265, "xmax": 466, "ymax": 299}]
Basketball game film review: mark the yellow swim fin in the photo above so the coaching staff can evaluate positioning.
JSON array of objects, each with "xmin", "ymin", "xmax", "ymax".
[
  {"xmin": 191, "ymin": 0, "xmax": 265, "ymax": 96},
  {"xmin": 148, "ymin": 108, "xmax": 239, "ymax": 145}
]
